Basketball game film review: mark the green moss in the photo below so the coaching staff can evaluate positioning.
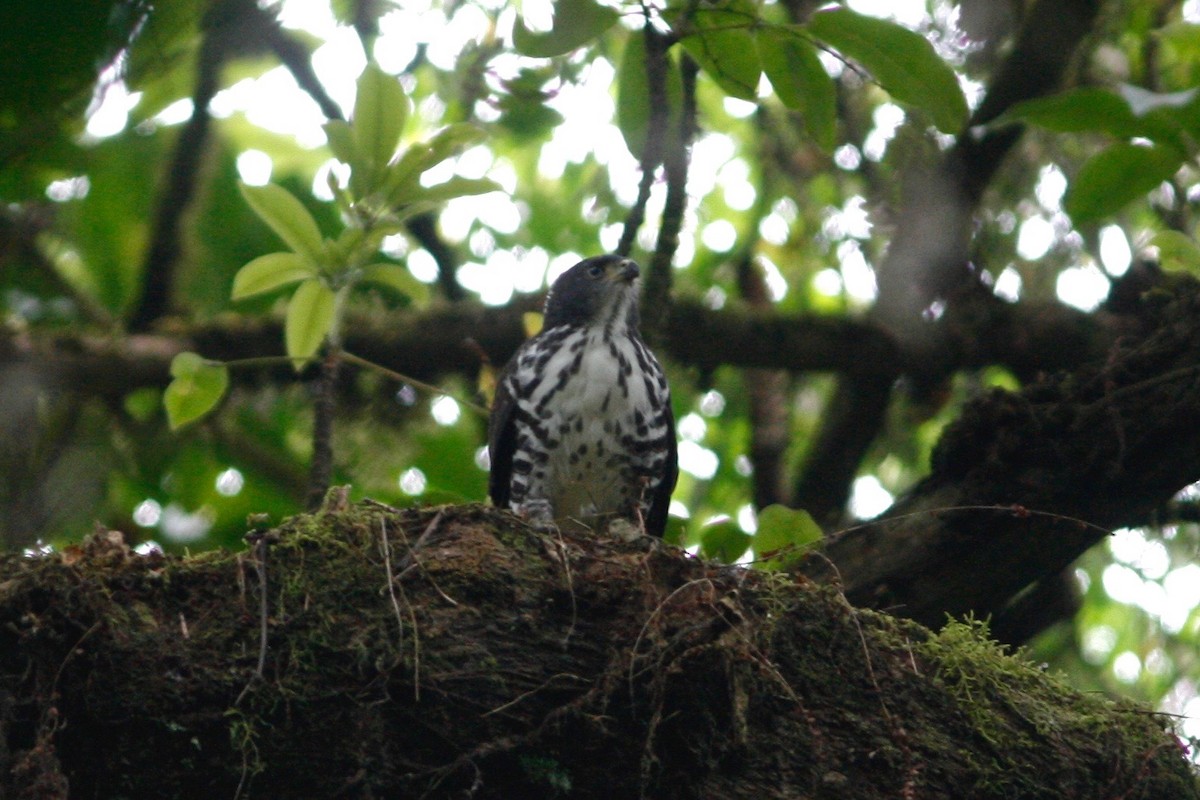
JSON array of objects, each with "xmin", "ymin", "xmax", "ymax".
[
  {"xmin": 1, "ymin": 504, "xmax": 1195, "ymax": 799},
  {"xmin": 905, "ymin": 617, "xmax": 1195, "ymax": 798}
]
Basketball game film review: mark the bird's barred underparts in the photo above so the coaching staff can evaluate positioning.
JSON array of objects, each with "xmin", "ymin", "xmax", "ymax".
[{"xmin": 488, "ymin": 255, "xmax": 678, "ymax": 536}]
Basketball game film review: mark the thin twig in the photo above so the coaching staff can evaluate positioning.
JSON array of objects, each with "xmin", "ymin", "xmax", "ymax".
[
  {"xmin": 628, "ymin": 578, "xmax": 715, "ymax": 691},
  {"xmin": 644, "ymin": 52, "xmax": 698, "ymax": 342},
  {"xmin": 379, "ymin": 518, "xmax": 407, "ymax": 649},
  {"xmin": 263, "ymin": 13, "xmax": 345, "ymax": 121},
  {"xmin": 46, "ymin": 621, "xmax": 103, "ymax": 713},
  {"xmin": 395, "ymin": 510, "xmax": 458, "ymax": 607},
  {"xmin": 305, "ymin": 346, "xmax": 342, "ymax": 511},
  {"xmin": 381, "ymin": 514, "xmax": 441, "ymax": 701},
  {"xmin": 481, "ymin": 673, "xmax": 587, "ymax": 718},
  {"xmin": 253, "ymin": 539, "xmax": 269, "ymax": 678},
  {"xmin": 550, "ymin": 525, "xmax": 578, "ymax": 646},
  {"xmin": 235, "ymin": 533, "xmax": 272, "ymax": 706},
  {"xmin": 731, "ymin": 503, "xmax": 1117, "ymax": 571},
  {"xmin": 341, "ymin": 350, "xmax": 489, "ymax": 416},
  {"xmin": 828, "ymin": 503, "xmax": 1115, "ymax": 544}
]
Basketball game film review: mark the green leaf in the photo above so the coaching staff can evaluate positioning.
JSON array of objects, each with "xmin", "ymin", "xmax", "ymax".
[
  {"xmin": 232, "ymin": 252, "xmax": 316, "ymax": 300},
  {"xmin": 756, "ymin": 27, "xmax": 837, "ymax": 149},
  {"xmin": 663, "ymin": 515, "xmax": 688, "ymax": 546},
  {"xmin": 164, "ymin": 352, "xmax": 229, "ymax": 431},
  {"xmin": 421, "ymin": 123, "xmax": 488, "ymax": 169},
  {"xmin": 616, "ymin": 33, "xmax": 684, "ymax": 159},
  {"xmin": 285, "ymin": 279, "xmax": 336, "ymax": 365},
  {"xmin": 123, "ymin": 387, "xmax": 161, "ymax": 423},
  {"xmin": 1119, "ymin": 85, "xmax": 1200, "ymax": 150},
  {"xmin": 617, "ymin": 34, "xmax": 651, "ymax": 158},
  {"xmin": 1150, "ymin": 231, "xmax": 1200, "ymax": 274},
  {"xmin": 384, "ymin": 124, "xmax": 487, "ymax": 203},
  {"xmin": 513, "ymin": 0, "xmax": 619, "ymax": 58},
  {"xmin": 1000, "ymin": 88, "xmax": 1141, "ymax": 137},
  {"xmin": 496, "ymin": 67, "xmax": 566, "ymax": 141},
  {"xmin": 323, "ymin": 119, "xmax": 359, "ymax": 166},
  {"xmin": 239, "ymin": 182, "xmax": 326, "ymax": 264},
  {"xmin": 807, "ymin": 7, "xmax": 967, "ymax": 133},
  {"xmin": 678, "ymin": 1, "xmax": 762, "ymax": 101},
  {"xmin": 700, "ymin": 519, "xmax": 752, "ymax": 563},
  {"xmin": 1118, "ymin": 84, "xmax": 1198, "ymax": 116},
  {"xmin": 360, "ymin": 263, "xmax": 430, "ymax": 302},
  {"xmin": 752, "ymin": 505, "xmax": 822, "ymax": 569},
  {"xmin": 410, "ymin": 177, "xmax": 501, "ymax": 205},
  {"xmin": 352, "ymin": 64, "xmax": 409, "ymax": 175},
  {"xmin": 1064, "ymin": 143, "xmax": 1182, "ymax": 224},
  {"xmin": 1002, "ymin": 85, "xmax": 1194, "ymax": 151}
]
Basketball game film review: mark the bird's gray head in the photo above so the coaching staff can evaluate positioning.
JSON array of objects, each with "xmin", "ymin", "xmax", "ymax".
[{"xmin": 543, "ymin": 255, "xmax": 641, "ymax": 331}]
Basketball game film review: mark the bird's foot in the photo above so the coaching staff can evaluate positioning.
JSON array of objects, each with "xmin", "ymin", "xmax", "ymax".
[
  {"xmin": 604, "ymin": 517, "xmax": 645, "ymax": 542},
  {"xmin": 515, "ymin": 499, "xmax": 559, "ymax": 533}
]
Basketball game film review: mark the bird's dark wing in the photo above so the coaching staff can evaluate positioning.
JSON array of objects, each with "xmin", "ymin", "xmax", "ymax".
[
  {"xmin": 645, "ymin": 406, "xmax": 679, "ymax": 538},
  {"xmin": 487, "ymin": 365, "xmax": 518, "ymax": 510}
]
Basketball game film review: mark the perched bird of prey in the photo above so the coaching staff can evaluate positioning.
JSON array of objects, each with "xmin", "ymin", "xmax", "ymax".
[{"xmin": 488, "ymin": 255, "xmax": 678, "ymax": 536}]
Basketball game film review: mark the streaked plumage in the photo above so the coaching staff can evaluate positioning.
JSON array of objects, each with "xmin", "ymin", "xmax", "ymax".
[{"xmin": 488, "ymin": 255, "xmax": 678, "ymax": 536}]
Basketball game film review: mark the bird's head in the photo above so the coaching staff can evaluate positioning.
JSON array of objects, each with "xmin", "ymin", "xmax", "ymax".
[{"xmin": 542, "ymin": 255, "xmax": 642, "ymax": 331}]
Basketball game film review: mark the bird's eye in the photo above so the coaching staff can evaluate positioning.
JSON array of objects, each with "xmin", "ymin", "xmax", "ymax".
[{"xmin": 587, "ymin": 265, "xmax": 604, "ymax": 279}]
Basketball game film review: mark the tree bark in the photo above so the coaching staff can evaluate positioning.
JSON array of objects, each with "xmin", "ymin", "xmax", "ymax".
[
  {"xmin": 1, "ymin": 504, "xmax": 1194, "ymax": 799},
  {"xmin": 0, "ymin": 291, "xmax": 1119, "ymax": 406},
  {"xmin": 810, "ymin": 276, "xmax": 1200, "ymax": 637}
]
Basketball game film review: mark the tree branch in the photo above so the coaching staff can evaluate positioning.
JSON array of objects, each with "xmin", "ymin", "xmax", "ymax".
[
  {"xmin": 809, "ymin": 278, "xmax": 1200, "ymax": 639},
  {"xmin": 617, "ymin": 23, "xmax": 672, "ymax": 259},
  {"xmin": 0, "ymin": 289, "xmax": 1132, "ymax": 407},
  {"xmin": 735, "ymin": 254, "xmax": 791, "ymax": 509},
  {"xmin": 405, "ymin": 213, "xmax": 466, "ymax": 302},
  {"xmin": 264, "ymin": 11, "xmax": 345, "ymax": 121},
  {"xmin": 797, "ymin": 0, "xmax": 1104, "ymax": 521},
  {"xmin": 128, "ymin": 3, "xmax": 235, "ymax": 331},
  {"xmin": 644, "ymin": 54, "xmax": 698, "ymax": 344},
  {"xmin": 792, "ymin": 373, "xmax": 894, "ymax": 525},
  {"xmin": 1, "ymin": 505, "xmax": 1193, "ymax": 798}
]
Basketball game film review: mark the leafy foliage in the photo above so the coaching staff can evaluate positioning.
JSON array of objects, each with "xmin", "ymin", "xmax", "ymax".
[
  {"xmin": 164, "ymin": 353, "xmax": 229, "ymax": 430},
  {"xmin": 513, "ymin": 0, "xmax": 618, "ymax": 58},
  {"xmin": 1004, "ymin": 84, "xmax": 1200, "ymax": 222},
  {"xmin": 806, "ymin": 7, "xmax": 967, "ymax": 132},
  {"xmin": 756, "ymin": 28, "xmax": 837, "ymax": 149}
]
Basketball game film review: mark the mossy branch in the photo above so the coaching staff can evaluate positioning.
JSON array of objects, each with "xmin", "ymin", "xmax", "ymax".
[{"xmin": 0, "ymin": 505, "xmax": 1194, "ymax": 798}]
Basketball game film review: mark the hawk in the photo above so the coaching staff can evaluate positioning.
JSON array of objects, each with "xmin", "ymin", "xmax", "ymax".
[{"xmin": 488, "ymin": 255, "xmax": 678, "ymax": 536}]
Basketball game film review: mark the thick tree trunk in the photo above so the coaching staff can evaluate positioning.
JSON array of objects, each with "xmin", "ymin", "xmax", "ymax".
[
  {"xmin": 1, "ymin": 502, "xmax": 1194, "ymax": 799},
  {"xmin": 811, "ymin": 274, "xmax": 1200, "ymax": 639}
]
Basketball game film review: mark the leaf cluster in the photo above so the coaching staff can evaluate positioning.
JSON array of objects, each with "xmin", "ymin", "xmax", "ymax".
[{"xmin": 165, "ymin": 65, "xmax": 500, "ymax": 428}]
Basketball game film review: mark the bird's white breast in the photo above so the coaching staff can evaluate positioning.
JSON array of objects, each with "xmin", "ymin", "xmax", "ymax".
[{"xmin": 538, "ymin": 329, "xmax": 656, "ymax": 520}]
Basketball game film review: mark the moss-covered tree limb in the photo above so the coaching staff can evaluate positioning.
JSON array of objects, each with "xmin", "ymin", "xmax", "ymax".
[{"xmin": 1, "ymin": 504, "xmax": 1194, "ymax": 799}]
